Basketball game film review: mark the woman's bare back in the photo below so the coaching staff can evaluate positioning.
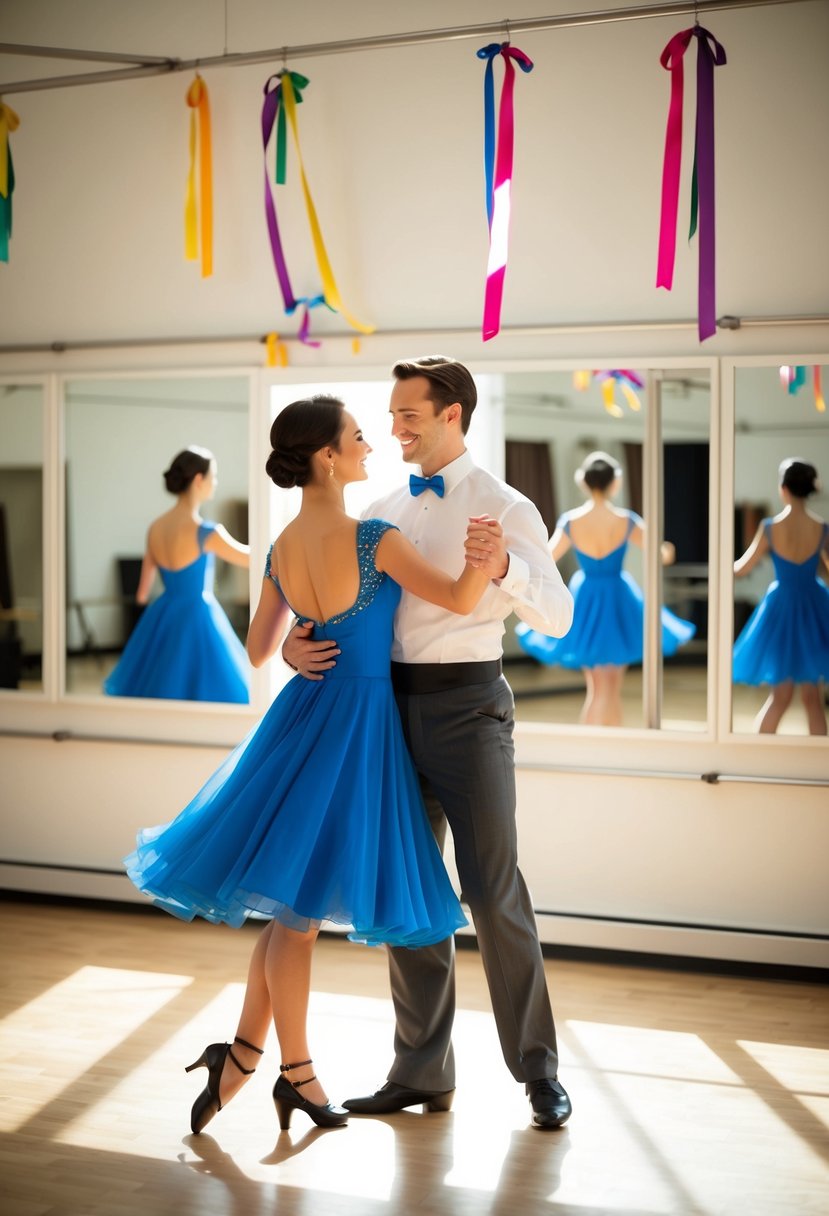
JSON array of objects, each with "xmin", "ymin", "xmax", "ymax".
[
  {"xmin": 147, "ymin": 509, "xmax": 205, "ymax": 571},
  {"xmin": 566, "ymin": 503, "xmax": 637, "ymax": 558},
  {"xmin": 768, "ymin": 511, "xmax": 826, "ymax": 563},
  {"xmin": 273, "ymin": 516, "xmax": 362, "ymax": 624}
]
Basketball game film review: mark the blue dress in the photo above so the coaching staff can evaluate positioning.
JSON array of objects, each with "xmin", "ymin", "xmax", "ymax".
[
  {"xmin": 105, "ymin": 521, "xmax": 250, "ymax": 704},
  {"xmin": 516, "ymin": 510, "xmax": 696, "ymax": 669},
  {"xmin": 733, "ymin": 519, "xmax": 829, "ymax": 686},
  {"xmin": 124, "ymin": 519, "xmax": 468, "ymax": 948}
]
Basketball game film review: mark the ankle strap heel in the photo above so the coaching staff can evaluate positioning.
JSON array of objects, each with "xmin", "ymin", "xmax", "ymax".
[{"xmin": 280, "ymin": 1058, "xmax": 316, "ymax": 1088}]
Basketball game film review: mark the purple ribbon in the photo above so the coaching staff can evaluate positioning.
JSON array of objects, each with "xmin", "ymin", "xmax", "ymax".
[
  {"xmin": 693, "ymin": 26, "xmax": 727, "ymax": 342},
  {"xmin": 261, "ymin": 73, "xmax": 324, "ymax": 346}
]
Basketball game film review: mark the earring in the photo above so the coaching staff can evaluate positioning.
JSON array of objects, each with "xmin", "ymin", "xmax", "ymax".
[{"xmin": 329, "ymin": 463, "xmax": 335, "ymax": 478}]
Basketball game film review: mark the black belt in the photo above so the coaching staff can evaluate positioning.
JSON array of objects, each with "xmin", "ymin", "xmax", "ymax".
[{"xmin": 391, "ymin": 659, "xmax": 502, "ymax": 694}]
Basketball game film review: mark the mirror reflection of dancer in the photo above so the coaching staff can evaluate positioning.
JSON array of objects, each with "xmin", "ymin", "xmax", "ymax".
[
  {"xmin": 104, "ymin": 447, "xmax": 251, "ymax": 703},
  {"xmin": 516, "ymin": 451, "xmax": 695, "ymax": 726},
  {"xmin": 733, "ymin": 458, "xmax": 829, "ymax": 735},
  {"xmin": 125, "ymin": 396, "xmax": 496, "ymax": 1135}
]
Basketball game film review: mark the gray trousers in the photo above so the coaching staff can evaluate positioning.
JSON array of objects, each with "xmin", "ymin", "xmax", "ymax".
[{"xmin": 387, "ymin": 674, "xmax": 559, "ymax": 1088}]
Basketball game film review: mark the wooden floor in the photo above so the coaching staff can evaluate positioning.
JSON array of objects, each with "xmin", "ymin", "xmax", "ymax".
[{"xmin": 1, "ymin": 900, "xmax": 827, "ymax": 1216}]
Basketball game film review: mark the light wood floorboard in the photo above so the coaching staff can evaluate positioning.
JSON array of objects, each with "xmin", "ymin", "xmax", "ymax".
[{"xmin": 0, "ymin": 900, "xmax": 827, "ymax": 1216}]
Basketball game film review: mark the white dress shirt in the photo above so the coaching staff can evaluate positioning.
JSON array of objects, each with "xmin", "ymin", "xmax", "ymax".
[{"xmin": 365, "ymin": 451, "xmax": 573, "ymax": 663}]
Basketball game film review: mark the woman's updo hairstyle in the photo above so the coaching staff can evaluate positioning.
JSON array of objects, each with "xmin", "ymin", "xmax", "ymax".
[
  {"xmin": 163, "ymin": 446, "xmax": 213, "ymax": 494},
  {"xmin": 779, "ymin": 458, "xmax": 819, "ymax": 499},
  {"xmin": 266, "ymin": 395, "xmax": 346, "ymax": 489},
  {"xmin": 575, "ymin": 450, "xmax": 622, "ymax": 493}
]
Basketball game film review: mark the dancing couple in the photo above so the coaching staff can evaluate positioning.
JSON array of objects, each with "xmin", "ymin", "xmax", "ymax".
[{"xmin": 126, "ymin": 356, "xmax": 574, "ymax": 1135}]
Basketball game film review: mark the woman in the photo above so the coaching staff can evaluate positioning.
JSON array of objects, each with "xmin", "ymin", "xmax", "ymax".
[
  {"xmin": 125, "ymin": 396, "xmax": 497, "ymax": 1134},
  {"xmin": 733, "ymin": 458, "xmax": 829, "ymax": 735},
  {"xmin": 516, "ymin": 451, "xmax": 695, "ymax": 726},
  {"xmin": 104, "ymin": 446, "xmax": 251, "ymax": 703}
]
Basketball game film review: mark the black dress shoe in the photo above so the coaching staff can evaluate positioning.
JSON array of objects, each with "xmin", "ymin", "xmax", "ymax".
[
  {"xmin": 343, "ymin": 1081, "xmax": 455, "ymax": 1115},
  {"xmin": 526, "ymin": 1078, "xmax": 572, "ymax": 1129}
]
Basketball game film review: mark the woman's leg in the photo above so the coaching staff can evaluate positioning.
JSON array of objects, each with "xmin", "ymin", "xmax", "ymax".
[
  {"xmin": 579, "ymin": 670, "xmax": 596, "ymax": 724},
  {"xmin": 265, "ymin": 921, "xmax": 328, "ymax": 1105},
  {"xmin": 755, "ymin": 681, "xmax": 794, "ymax": 733},
  {"xmin": 799, "ymin": 681, "xmax": 828, "ymax": 735},
  {"xmin": 215, "ymin": 921, "xmax": 274, "ymax": 1105},
  {"xmin": 584, "ymin": 665, "xmax": 625, "ymax": 726}
]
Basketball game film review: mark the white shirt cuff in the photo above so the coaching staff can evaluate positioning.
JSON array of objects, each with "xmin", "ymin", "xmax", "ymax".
[{"xmin": 494, "ymin": 550, "xmax": 528, "ymax": 595}]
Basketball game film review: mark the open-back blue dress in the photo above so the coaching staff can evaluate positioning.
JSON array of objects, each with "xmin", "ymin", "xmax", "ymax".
[
  {"xmin": 733, "ymin": 519, "xmax": 829, "ymax": 685},
  {"xmin": 516, "ymin": 510, "xmax": 696, "ymax": 669},
  {"xmin": 124, "ymin": 519, "xmax": 467, "ymax": 948},
  {"xmin": 104, "ymin": 520, "xmax": 250, "ymax": 704}
]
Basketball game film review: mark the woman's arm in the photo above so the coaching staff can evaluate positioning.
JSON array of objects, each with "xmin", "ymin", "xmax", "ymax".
[
  {"xmin": 549, "ymin": 523, "xmax": 571, "ymax": 562},
  {"xmin": 205, "ymin": 524, "xmax": 251, "ymax": 569},
  {"xmin": 627, "ymin": 518, "xmax": 675, "ymax": 565},
  {"xmin": 135, "ymin": 548, "xmax": 157, "ymax": 605},
  {"xmin": 375, "ymin": 522, "xmax": 493, "ymax": 615},
  {"xmin": 734, "ymin": 522, "xmax": 769, "ymax": 577},
  {"xmin": 247, "ymin": 577, "xmax": 292, "ymax": 667}
]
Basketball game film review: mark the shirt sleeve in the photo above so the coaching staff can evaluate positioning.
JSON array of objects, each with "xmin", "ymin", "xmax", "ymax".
[{"xmin": 494, "ymin": 499, "xmax": 574, "ymax": 638}]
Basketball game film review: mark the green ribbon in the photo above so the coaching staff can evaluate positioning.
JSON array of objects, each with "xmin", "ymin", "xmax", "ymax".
[
  {"xmin": 0, "ymin": 147, "xmax": 13, "ymax": 263},
  {"xmin": 275, "ymin": 71, "xmax": 309, "ymax": 185}
]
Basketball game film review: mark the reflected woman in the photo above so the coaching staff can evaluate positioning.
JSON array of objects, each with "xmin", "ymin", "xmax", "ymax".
[
  {"xmin": 105, "ymin": 446, "xmax": 251, "ymax": 703},
  {"xmin": 733, "ymin": 458, "xmax": 829, "ymax": 735},
  {"xmin": 516, "ymin": 451, "xmax": 695, "ymax": 726}
]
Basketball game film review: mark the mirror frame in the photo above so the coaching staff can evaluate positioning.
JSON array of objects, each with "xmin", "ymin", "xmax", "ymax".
[{"xmin": 2, "ymin": 353, "xmax": 826, "ymax": 758}]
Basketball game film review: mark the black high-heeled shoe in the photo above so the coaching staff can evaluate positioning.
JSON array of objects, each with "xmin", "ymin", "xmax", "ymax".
[
  {"xmin": 185, "ymin": 1035, "xmax": 264, "ymax": 1134},
  {"xmin": 273, "ymin": 1059, "xmax": 348, "ymax": 1130}
]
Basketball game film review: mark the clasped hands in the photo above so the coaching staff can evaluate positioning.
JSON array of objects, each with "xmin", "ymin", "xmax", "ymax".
[{"xmin": 283, "ymin": 515, "xmax": 507, "ymax": 680}]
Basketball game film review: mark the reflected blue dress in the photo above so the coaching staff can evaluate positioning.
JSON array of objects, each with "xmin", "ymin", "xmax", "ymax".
[
  {"xmin": 516, "ymin": 510, "xmax": 696, "ymax": 669},
  {"xmin": 733, "ymin": 519, "xmax": 829, "ymax": 685},
  {"xmin": 104, "ymin": 521, "xmax": 249, "ymax": 704},
  {"xmin": 124, "ymin": 519, "xmax": 467, "ymax": 948}
]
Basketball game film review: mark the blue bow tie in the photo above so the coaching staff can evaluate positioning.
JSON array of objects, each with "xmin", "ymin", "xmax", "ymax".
[{"xmin": 409, "ymin": 473, "xmax": 445, "ymax": 498}]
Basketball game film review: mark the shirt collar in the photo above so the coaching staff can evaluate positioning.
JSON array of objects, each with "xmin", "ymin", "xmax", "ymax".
[{"xmin": 417, "ymin": 450, "xmax": 473, "ymax": 497}]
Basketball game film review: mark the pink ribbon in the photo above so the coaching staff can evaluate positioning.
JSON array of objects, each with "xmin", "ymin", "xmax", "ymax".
[{"xmin": 478, "ymin": 43, "xmax": 534, "ymax": 342}]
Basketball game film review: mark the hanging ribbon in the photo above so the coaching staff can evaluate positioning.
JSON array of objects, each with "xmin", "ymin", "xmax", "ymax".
[
  {"xmin": 814, "ymin": 366, "xmax": 826, "ymax": 414},
  {"xmin": 261, "ymin": 71, "xmax": 373, "ymax": 344},
  {"xmin": 184, "ymin": 76, "xmax": 213, "ymax": 277},
  {"xmin": 655, "ymin": 26, "xmax": 727, "ymax": 342},
  {"xmin": 265, "ymin": 332, "xmax": 289, "ymax": 367},
  {"xmin": 0, "ymin": 101, "xmax": 20, "ymax": 264},
  {"xmin": 781, "ymin": 365, "xmax": 825, "ymax": 414},
  {"xmin": 477, "ymin": 42, "xmax": 534, "ymax": 342}
]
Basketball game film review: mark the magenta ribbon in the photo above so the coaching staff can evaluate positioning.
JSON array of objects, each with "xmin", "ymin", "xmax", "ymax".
[
  {"xmin": 477, "ymin": 43, "xmax": 534, "ymax": 342},
  {"xmin": 656, "ymin": 26, "xmax": 727, "ymax": 342},
  {"xmin": 261, "ymin": 73, "xmax": 323, "ymax": 346}
]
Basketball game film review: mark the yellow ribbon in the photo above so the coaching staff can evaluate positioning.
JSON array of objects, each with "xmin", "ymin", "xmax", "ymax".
[
  {"xmin": 184, "ymin": 76, "xmax": 212, "ymax": 277},
  {"xmin": 621, "ymin": 383, "xmax": 642, "ymax": 412},
  {"xmin": 280, "ymin": 73, "xmax": 374, "ymax": 335},
  {"xmin": 0, "ymin": 102, "xmax": 20, "ymax": 199},
  {"xmin": 601, "ymin": 379, "xmax": 624, "ymax": 418},
  {"xmin": 265, "ymin": 332, "xmax": 289, "ymax": 367}
]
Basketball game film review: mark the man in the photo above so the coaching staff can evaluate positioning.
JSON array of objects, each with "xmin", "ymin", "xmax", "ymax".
[{"xmin": 283, "ymin": 356, "xmax": 574, "ymax": 1129}]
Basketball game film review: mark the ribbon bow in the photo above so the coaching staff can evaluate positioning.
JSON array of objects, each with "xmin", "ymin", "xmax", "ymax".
[
  {"xmin": 0, "ymin": 101, "xmax": 20, "ymax": 263},
  {"xmin": 477, "ymin": 43, "xmax": 534, "ymax": 341},
  {"xmin": 184, "ymin": 75, "xmax": 212, "ymax": 277},
  {"xmin": 409, "ymin": 473, "xmax": 445, "ymax": 498},
  {"xmin": 656, "ymin": 25, "xmax": 727, "ymax": 342}
]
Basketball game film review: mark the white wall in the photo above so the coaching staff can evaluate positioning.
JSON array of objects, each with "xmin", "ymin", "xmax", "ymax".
[{"xmin": 0, "ymin": 2, "xmax": 827, "ymax": 966}]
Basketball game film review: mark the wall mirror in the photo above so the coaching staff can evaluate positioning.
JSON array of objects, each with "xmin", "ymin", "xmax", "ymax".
[
  {"xmin": 62, "ymin": 374, "xmax": 250, "ymax": 702},
  {"xmin": 731, "ymin": 362, "xmax": 829, "ymax": 737},
  {"xmin": 501, "ymin": 367, "xmax": 710, "ymax": 732},
  {"xmin": 0, "ymin": 380, "xmax": 44, "ymax": 693}
]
